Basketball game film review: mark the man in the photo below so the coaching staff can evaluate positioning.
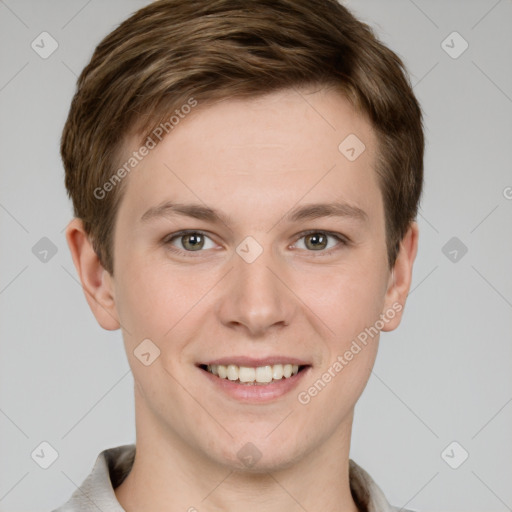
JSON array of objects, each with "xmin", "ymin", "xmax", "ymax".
[{"xmin": 56, "ymin": 1, "xmax": 423, "ymax": 510}]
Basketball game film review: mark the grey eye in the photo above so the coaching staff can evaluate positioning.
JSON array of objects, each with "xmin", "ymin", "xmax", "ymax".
[
  {"xmin": 167, "ymin": 232, "xmax": 216, "ymax": 252},
  {"xmin": 180, "ymin": 233, "xmax": 205, "ymax": 251},
  {"xmin": 303, "ymin": 233, "xmax": 328, "ymax": 251}
]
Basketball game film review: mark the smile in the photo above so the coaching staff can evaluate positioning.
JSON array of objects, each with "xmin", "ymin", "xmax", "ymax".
[{"xmin": 197, "ymin": 357, "xmax": 311, "ymax": 402}]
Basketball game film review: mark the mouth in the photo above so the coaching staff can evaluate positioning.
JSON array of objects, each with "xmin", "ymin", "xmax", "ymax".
[
  {"xmin": 196, "ymin": 357, "xmax": 311, "ymax": 402},
  {"xmin": 198, "ymin": 363, "xmax": 310, "ymax": 385}
]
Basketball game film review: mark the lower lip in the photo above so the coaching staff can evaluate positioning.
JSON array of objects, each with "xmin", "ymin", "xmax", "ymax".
[{"xmin": 199, "ymin": 366, "xmax": 311, "ymax": 403}]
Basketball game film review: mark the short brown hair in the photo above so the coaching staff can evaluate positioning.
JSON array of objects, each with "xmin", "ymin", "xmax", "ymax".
[{"xmin": 61, "ymin": 0, "xmax": 424, "ymax": 275}]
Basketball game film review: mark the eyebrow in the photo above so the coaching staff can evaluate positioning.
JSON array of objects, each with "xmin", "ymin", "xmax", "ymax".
[{"xmin": 140, "ymin": 200, "xmax": 368, "ymax": 226}]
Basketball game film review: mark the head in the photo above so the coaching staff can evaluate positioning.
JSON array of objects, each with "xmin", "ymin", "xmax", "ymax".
[{"xmin": 63, "ymin": 0, "xmax": 423, "ymax": 471}]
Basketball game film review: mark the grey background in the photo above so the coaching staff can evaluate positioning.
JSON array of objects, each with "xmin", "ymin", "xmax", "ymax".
[{"xmin": 0, "ymin": 0, "xmax": 511, "ymax": 511}]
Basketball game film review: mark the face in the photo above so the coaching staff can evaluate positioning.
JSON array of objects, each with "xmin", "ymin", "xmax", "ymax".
[{"xmin": 91, "ymin": 87, "xmax": 413, "ymax": 471}]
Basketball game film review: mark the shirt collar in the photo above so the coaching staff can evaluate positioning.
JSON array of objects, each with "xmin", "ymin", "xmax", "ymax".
[{"xmin": 53, "ymin": 444, "xmax": 403, "ymax": 512}]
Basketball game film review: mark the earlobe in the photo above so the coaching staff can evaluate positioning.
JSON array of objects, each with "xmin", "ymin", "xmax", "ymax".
[
  {"xmin": 65, "ymin": 218, "xmax": 120, "ymax": 331},
  {"xmin": 381, "ymin": 221, "xmax": 419, "ymax": 332}
]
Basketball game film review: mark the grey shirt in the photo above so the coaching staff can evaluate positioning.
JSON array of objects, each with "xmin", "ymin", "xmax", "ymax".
[{"xmin": 52, "ymin": 444, "xmax": 409, "ymax": 512}]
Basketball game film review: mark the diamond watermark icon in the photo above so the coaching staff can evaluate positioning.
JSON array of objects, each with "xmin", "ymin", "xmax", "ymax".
[
  {"xmin": 441, "ymin": 31, "xmax": 468, "ymax": 59},
  {"xmin": 236, "ymin": 236, "xmax": 263, "ymax": 264},
  {"xmin": 237, "ymin": 442, "xmax": 262, "ymax": 468},
  {"xmin": 441, "ymin": 441, "xmax": 469, "ymax": 469},
  {"xmin": 31, "ymin": 441, "xmax": 59, "ymax": 469},
  {"xmin": 31, "ymin": 31, "xmax": 59, "ymax": 59},
  {"xmin": 338, "ymin": 134, "xmax": 366, "ymax": 162},
  {"xmin": 32, "ymin": 237, "xmax": 58, "ymax": 263},
  {"xmin": 134, "ymin": 338, "xmax": 161, "ymax": 366},
  {"xmin": 442, "ymin": 237, "xmax": 468, "ymax": 263}
]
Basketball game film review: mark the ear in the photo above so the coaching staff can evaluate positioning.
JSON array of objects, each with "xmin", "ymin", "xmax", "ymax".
[
  {"xmin": 381, "ymin": 221, "xmax": 419, "ymax": 332},
  {"xmin": 65, "ymin": 218, "xmax": 120, "ymax": 330}
]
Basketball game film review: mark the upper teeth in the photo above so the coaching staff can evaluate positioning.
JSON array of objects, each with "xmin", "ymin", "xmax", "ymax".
[{"xmin": 207, "ymin": 364, "xmax": 300, "ymax": 383}]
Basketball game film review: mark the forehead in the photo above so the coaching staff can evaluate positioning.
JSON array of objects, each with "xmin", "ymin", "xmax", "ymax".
[{"xmin": 116, "ymin": 87, "xmax": 381, "ymax": 228}]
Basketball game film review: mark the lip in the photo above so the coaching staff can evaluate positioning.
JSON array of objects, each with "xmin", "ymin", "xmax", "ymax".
[{"xmin": 197, "ymin": 362, "xmax": 312, "ymax": 403}]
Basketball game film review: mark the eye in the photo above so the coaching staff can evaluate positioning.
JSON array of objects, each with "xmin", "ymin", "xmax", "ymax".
[
  {"xmin": 164, "ymin": 230, "xmax": 217, "ymax": 252},
  {"xmin": 163, "ymin": 229, "xmax": 348, "ymax": 257},
  {"xmin": 293, "ymin": 231, "xmax": 347, "ymax": 254}
]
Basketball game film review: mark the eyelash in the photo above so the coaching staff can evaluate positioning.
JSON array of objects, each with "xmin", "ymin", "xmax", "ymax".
[{"xmin": 162, "ymin": 229, "xmax": 349, "ymax": 257}]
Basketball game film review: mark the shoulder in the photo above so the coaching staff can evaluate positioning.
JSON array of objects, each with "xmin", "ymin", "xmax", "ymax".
[
  {"xmin": 51, "ymin": 444, "xmax": 135, "ymax": 512},
  {"xmin": 349, "ymin": 459, "xmax": 416, "ymax": 512}
]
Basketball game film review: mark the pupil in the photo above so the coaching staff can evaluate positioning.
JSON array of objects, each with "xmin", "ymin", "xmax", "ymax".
[
  {"xmin": 307, "ymin": 233, "xmax": 326, "ymax": 250},
  {"xmin": 184, "ymin": 234, "xmax": 203, "ymax": 250}
]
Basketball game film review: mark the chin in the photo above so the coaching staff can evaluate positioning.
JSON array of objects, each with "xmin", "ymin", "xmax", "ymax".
[{"xmin": 206, "ymin": 434, "xmax": 309, "ymax": 474}]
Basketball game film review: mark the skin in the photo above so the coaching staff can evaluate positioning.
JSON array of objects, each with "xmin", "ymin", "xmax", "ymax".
[{"xmin": 66, "ymin": 86, "xmax": 418, "ymax": 512}]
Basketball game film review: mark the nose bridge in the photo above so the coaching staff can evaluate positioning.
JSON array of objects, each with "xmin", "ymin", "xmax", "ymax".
[{"xmin": 218, "ymin": 236, "xmax": 294, "ymax": 335}]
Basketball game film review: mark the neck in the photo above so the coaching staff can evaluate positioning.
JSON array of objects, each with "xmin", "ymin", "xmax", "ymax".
[{"xmin": 115, "ymin": 389, "xmax": 360, "ymax": 512}]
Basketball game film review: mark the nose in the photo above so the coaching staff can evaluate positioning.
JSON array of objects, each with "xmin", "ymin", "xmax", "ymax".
[{"xmin": 215, "ymin": 243, "xmax": 296, "ymax": 337}]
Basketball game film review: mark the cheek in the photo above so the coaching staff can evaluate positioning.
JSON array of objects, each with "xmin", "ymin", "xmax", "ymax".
[
  {"xmin": 116, "ymin": 255, "xmax": 187, "ymax": 320},
  {"xmin": 293, "ymin": 261, "xmax": 387, "ymax": 344},
  {"xmin": 295, "ymin": 268, "xmax": 383, "ymax": 416},
  {"xmin": 299, "ymin": 341, "xmax": 378, "ymax": 426},
  {"xmin": 114, "ymin": 256, "xmax": 224, "ymax": 365}
]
